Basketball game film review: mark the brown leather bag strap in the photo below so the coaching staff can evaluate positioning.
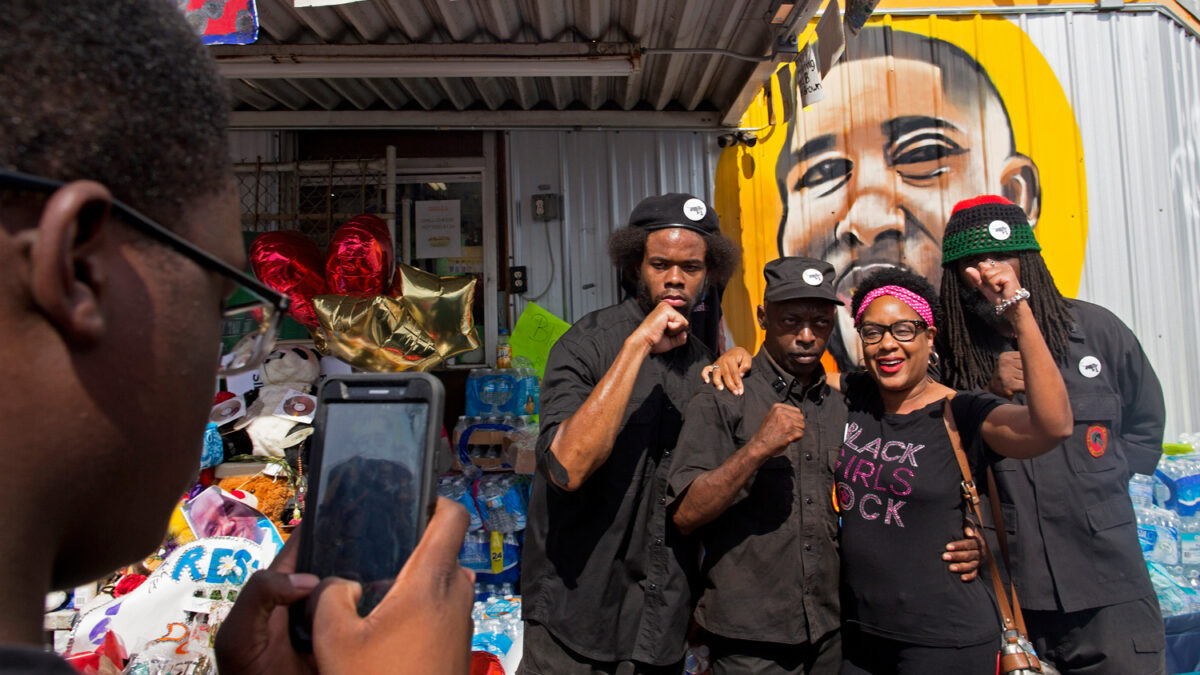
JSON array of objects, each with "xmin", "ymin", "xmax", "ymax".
[
  {"xmin": 941, "ymin": 400, "xmax": 1019, "ymax": 633},
  {"xmin": 987, "ymin": 465, "xmax": 1032, "ymax": 637}
]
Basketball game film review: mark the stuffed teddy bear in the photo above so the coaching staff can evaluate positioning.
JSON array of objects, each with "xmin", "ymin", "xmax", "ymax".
[
  {"xmin": 217, "ymin": 474, "xmax": 295, "ymax": 532},
  {"xmin": 240, "ymin": 346, "xmax": 321, "ymax": 458}
]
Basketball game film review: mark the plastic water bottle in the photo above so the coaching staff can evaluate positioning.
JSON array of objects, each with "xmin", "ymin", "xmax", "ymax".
[
  {"xmin": 518, "ymin": 368, "xmax": 540, "ymax": 419},
  {"xmin": 476, "ymin": 474, "xmax": 529, "ymax": 533},
  {"xmin": 438, "ymin": 475, "xmax": 482, "ymax": 531},
  {"xmin": 684, "ymin": 645, "xmax": 711, "ymax": 674},
  {"xmin": 1130, "ymin": 473, "xmax": 1155, "ymax": 508},
  {"xmin": 1179, "ymin": 500, "xmax": 1200, "ymax": 574},
  {"xmin": 496, "ymin": 330, "xmax": 512, "ymax": 369},
  {"xmin": 1136, "ymin": 504, "xmax": 1180, "ymax": 565},
  {"xmin": 1154, "ymin": 456, "xmax": 1200, "ymax": 509},
  {"xmin": 1149, "ymin": 561, "xmax": 1200, "ymax": 616},
  {"xmin": 471, "ymin": 592, "xmax": 523, "ymax": 660},
  {"xmin": 471, "ymin": 617, "xmax": 515, "ymax": 658},
  {"xmin": 1136, "ymin": 505, "xmax": 1158, "ymax": 560}
]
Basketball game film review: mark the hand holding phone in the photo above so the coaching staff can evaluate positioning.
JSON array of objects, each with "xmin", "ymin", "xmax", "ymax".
[
  {"xmin": 310, "ymin": 498, "xmax": 475, "ymax": 675},
  {"xmin": 289, "ymin": 373, "xmax": 445, "ymax": 650},
  {"xmin": 216, "ymin": 499, "xmax": 474, "ymax": 675}
]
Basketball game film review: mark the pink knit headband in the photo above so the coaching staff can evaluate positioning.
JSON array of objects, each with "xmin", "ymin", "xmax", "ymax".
[{"xmin": 854, "ymin": 285, "xmax": 935, "ymax": 328}]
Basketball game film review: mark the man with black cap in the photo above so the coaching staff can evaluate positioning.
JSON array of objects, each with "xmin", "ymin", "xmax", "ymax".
[
  {"xmin": 519, "ymin": 193, "xmax": 739, "ymax": 674},
  {"xmin": 938, "ymin": 195, "xmax": 1166, "ymax": 674},
  {"xmin": 667, "ymin": 257, "xmax": 846, "ymax": 674}
]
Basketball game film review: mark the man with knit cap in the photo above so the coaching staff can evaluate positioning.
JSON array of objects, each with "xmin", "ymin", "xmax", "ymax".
[{"xmin": 938, "ymin": 195, "xmax": 1166, "ymax": 675}]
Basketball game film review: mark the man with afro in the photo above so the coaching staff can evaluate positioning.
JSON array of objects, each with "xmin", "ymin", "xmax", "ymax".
[{"xmin": 520, "ymin": 193, "xmax": 739, "ymax": 673}]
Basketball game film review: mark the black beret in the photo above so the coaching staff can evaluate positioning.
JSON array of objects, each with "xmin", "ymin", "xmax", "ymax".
[{"xmin": 628, "ymin": 193, "xmax": 720, "ymax": 236}]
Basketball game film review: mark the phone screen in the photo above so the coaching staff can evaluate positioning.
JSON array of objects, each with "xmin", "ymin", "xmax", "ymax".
[{"xmin": 309, "ymin": 400, "xmax": 429, "ymax": 615}]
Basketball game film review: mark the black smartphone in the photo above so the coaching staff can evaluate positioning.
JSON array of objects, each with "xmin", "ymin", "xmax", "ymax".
[{"xmin": 289, "ymin": 372, "xmax": 444, "ymax": 652}]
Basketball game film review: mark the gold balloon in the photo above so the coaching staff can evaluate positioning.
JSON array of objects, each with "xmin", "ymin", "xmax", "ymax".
[{"xmin": 311, "ymin": 265, "xmax": 478, "ymax": 372}]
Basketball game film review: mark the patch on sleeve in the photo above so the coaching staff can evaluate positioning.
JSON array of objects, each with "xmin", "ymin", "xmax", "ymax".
[{"xmin": 1086, "ymin": 424, "xmax": 1109, "ymax": 458}]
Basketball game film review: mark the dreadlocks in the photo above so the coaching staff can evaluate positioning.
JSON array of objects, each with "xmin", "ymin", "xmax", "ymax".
[{"xmin": 938, "ymin": 249, "xmax": 1074, "ymax": 390}]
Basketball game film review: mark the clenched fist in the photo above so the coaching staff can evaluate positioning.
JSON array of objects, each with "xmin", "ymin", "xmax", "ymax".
[
  {"xmin": 749, "ymin": 403, "xmax": 806, "ymax": 460},
  {"xmin": 629, "ymin": 302, "xmax": 690, "ymax": 354},
  {"xmin": 989, "ymin": 351, "xmax": 1025, "ymax": 399}
]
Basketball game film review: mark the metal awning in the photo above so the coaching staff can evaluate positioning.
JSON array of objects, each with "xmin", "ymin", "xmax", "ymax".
[{"xmin": 215, "ymin": 0, "xmax": 814, "ymax": 129}]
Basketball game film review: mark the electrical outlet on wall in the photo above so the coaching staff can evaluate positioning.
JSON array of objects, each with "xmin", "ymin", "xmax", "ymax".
[{"xmin": 510, "ymin": 266, "xmax": 528, "ymax": 294}]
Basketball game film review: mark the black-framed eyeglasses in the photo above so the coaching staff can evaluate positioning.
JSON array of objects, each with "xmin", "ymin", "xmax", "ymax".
[
  {"xmin": 858, "ymin": 320, "xmax": 928, "ymax": 345},
  {"xmin": 0, "ymin": 169, "xmax": 289, "ymax": 376}
]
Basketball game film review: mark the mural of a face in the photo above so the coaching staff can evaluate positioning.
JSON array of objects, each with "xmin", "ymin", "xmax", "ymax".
[
  {"xmin": 777, "ymin": 28, "xmax": 1041, "ymax": 364},
  {"xmin": 783, "ymin": 61, "xmax": 1038, "ymax": 301},
  {"xmin": 714, "ymin": 22, "xmax": 1085, "ymax": 363}
]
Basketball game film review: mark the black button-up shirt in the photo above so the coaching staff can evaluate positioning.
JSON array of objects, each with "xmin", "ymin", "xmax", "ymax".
[
  {"xmin": 667, "ymin": 349, "xmax": 847, "ymax": 645},
  {"xmin": 521, "ymin": 298, "xmax": 712, "ymax": 665},
  {"xmin": 985, "ymin": 300, "xmax": 1163, "ymax": 611}
]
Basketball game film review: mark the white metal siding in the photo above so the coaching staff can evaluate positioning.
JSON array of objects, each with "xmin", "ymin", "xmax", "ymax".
[
  {"xmin": 1019, "ymin": 11, "xmax": 1200, "ymax": 440},
  {"xmin": 507, "ymin": 129, "xmax": 716, "ymax": 324}
]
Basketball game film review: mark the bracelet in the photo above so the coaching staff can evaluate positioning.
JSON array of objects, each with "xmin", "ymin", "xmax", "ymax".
[{"xmin": 994, "ymin": 288, "xmax": 1031, "ymax": 315}]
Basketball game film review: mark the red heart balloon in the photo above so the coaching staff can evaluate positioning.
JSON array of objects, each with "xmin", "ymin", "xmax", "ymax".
[
  {"xmin": 325, "ymin": 214, "xmax": 394, "ymax": 297},
  {"xmin": 250, "ymin": 231, "xmax": 326, "ymax": 327}
]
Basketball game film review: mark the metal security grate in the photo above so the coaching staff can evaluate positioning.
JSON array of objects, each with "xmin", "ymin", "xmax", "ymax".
[{"xmin": 233, "ymin": 158, "xmax": 392, "ymax": 250}]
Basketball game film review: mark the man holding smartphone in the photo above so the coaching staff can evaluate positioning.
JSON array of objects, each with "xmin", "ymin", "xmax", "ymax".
[
  {"xmin": 519, "ymin": 194, "xmax": 739, "ymax": 674},
  {"xmin": 0, "ymin": 3, "xmax": 473, "ymax": 674}
]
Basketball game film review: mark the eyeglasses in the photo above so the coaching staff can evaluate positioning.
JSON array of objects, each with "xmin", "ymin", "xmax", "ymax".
[
  {"xmin": 857, "ymin": 320, "xmax": 928, "ymax": 345},
  {"xmin": 0, "ymin": 169, "xmax": 288, "ymax": 376}
]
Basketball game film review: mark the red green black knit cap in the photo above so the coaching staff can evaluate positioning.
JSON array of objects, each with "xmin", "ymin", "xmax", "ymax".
[{"xmin": 940, "ymin": 195, "xmax": 1040, "ymax": 266}]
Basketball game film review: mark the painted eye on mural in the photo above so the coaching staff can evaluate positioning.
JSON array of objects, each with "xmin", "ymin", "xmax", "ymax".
[
  {"xmin": 797, "ymin": 158, "xmax": 853, "ymax": 193},
  {"xmin": 889, "ymin": 133, "xmax": 968, "ymax": 181}
]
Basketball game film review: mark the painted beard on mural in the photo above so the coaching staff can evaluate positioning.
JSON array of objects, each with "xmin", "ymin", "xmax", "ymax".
[{"xmin": 777, "ymin": 26, "xmax": 1041, "ymax": 368}]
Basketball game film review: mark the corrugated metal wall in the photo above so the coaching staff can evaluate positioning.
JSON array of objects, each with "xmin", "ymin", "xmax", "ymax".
[
  {"xmin": 228, "ymin": 129, "xmax": 290, "ymax": 163},
  {"xmin": 506, "ymin": 130, "xmax": 716, "ymax": 324},
  {"xmin": 1019, "ymin": 10, "xmax": 1200, "ymax": 440}
]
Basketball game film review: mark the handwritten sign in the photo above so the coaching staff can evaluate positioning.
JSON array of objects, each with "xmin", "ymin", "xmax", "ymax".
[
  {"xmin": 415, "ymin": 200, "xmax": 462, "ymax": 259},
  {"xmin": 510, "ymin": 302, "xmax": 571, "ymax": 378},
  {"xmin": 798, "ymin": 43, "xmax": 825, "ymax": 107}
]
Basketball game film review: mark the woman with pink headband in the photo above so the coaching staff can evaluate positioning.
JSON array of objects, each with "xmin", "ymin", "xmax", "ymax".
[{"xmin": 837, "ymin": 264, "xmax": 1071, "ymax": 675}]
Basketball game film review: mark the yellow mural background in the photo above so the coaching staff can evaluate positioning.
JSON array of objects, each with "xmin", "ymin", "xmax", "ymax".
[{"xmin": 715, "ymin": 14, "xmax": 1088, "ymax": 354}]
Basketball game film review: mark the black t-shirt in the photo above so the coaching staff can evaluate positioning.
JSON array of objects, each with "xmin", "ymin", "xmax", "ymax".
[{"xmin": 837, "ymin": 373, "xmax": 1005, "ymax": 647}]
